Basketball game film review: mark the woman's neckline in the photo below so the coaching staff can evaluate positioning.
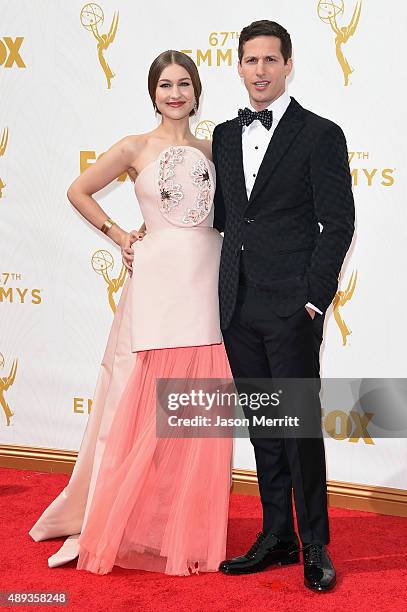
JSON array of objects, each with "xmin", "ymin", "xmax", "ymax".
[{"xmin": 133, "ymin": 144, "xmax": 214, "ymax": 188}]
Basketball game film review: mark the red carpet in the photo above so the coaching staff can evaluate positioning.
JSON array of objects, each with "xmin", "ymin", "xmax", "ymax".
[{"xmin": 1, "ymin": 467, "xmax": 406, "ymax": 611}]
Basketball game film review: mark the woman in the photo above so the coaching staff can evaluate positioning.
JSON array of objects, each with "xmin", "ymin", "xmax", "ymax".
[{"xmin": 29, "ymin": 51, "xmax": 233, "ymax": 576}]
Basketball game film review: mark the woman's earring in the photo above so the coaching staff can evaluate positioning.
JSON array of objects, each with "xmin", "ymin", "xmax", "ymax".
[{"xmin": 193, "ymin": 100, "xmax": 198, "ymax": 114}]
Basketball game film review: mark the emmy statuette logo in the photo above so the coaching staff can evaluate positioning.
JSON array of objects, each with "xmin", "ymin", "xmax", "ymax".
[
  {"xmin": 0, "ymin": 127, "xmax": 8, "ymax": 198},
  {"xmin": 195, "ymin": 121, "xmax": 216, "ymax": 141},
  {"xmin": 0, "ymin": 353, "xmax": 18, "ymax": 427},
  {"xmin": 317, "ymin": 0, "xmax": 362, "ymax": 86},
  {"xmin": 80, "ymin": 3, "xmax": 119, "ymax": 89},
  {"xmin": 332, "ymin": 270, "xmax": 357, "ymax": 346},
  {"xmin": 91, "ymin": 250, "xmax": 126, "ymax": 313}
]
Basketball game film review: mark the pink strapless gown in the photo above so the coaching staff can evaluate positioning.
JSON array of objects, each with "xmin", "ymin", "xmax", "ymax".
[{"xmin": 29, "ymin": 146, "xmax": 233, "ymax": 576}]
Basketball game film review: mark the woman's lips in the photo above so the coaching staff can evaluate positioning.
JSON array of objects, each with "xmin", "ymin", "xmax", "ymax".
[{"xmin": 168, "ymin": 101, "xmax": 186, "ymax": 107}]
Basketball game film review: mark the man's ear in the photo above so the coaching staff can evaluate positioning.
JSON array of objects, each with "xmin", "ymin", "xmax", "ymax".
[
  {"xmin": 285, "ymin": 57, "xmax": 293, "ymax": 78},
  {"xmin": 237, "ymin": 60, "xmax": 243, "ymax": 78}
]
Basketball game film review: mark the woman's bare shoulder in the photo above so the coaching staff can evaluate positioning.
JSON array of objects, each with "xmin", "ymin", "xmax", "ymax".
[{"xmin": 116, "ymin": 133, "xmax": 149, "ymax": 159}]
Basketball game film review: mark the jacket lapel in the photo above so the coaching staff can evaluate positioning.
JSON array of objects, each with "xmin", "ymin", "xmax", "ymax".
[
  {"xmin": 246, "ymin": 98, "xmax": 306, "ymax": 209},
  {"xmin": 225, "ymin": 119, "xmax": 249, "ymax": 209}
]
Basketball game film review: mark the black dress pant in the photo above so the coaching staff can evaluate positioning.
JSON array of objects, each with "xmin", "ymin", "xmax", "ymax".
[{"xmin": 222, "ymin": 282, "xmax": 330, "ymax": 545}]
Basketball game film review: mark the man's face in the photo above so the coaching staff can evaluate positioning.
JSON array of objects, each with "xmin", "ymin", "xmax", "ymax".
[{"xmin": 238, "ymin": 35, "xmax": 292, "ymax": 110}]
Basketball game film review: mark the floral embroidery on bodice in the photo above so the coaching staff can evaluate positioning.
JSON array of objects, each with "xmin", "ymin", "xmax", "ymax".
[
  {"xmin": 157, "ymin": 146, "xmax": 214, "ymax": 227},
  {"xmin": 158, "ymin": 147, "xmax": 184, "ymax": 214}
]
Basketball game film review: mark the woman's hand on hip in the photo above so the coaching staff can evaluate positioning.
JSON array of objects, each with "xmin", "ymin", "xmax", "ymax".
[{"xmin": 121, "ymin": 229, "xmax": 145, "ymax": 277}]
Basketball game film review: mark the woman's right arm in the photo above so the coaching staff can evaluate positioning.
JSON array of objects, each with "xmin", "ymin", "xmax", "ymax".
[{"xmin": 67, "ymin": 136, "xmax": 142, "ymax": 248}]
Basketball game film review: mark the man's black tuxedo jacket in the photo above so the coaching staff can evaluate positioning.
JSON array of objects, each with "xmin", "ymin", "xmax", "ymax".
[{"xmin": 212, "ymin": 97, "xmax": 355, "ymax": 330}]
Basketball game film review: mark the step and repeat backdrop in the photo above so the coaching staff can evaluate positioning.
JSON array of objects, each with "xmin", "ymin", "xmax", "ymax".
[{"xmin": 1, "ymin": 1, "xmax": 406, "ymax": 490}]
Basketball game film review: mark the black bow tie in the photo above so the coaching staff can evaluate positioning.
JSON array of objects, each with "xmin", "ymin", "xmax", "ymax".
[{"xmin": 238, "ymin": 107, "xmax": 273, "ymax": 130}]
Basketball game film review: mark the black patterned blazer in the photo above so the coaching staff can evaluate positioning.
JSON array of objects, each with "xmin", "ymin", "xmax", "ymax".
[{"xmin": 212, "ymin": 97, "xmax": 355, "ymax": 330}]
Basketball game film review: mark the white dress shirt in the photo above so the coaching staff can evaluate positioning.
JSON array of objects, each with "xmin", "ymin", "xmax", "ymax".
[{"xmin": 241, "ymin": 90, "xmax": 322, "ymax": 315}]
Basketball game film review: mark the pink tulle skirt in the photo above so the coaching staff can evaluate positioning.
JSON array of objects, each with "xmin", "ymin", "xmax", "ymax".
[{"xmin": 76, "ymin": 343, "xmax": 233, "ymax": 576}]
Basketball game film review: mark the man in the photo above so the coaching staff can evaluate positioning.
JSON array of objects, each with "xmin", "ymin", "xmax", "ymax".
[{"xmin": 212, "ymin": 20, "xmax": 354, "ymax": 591}]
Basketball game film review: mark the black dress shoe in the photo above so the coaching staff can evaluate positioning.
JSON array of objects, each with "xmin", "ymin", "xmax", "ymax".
[
  {"xmin": 219, "ymin": 532, "xmax": 300, "ymax": 575},
  {"xmin": 302, "ymin": 544, "xmax": 336, "ymax": 592}
]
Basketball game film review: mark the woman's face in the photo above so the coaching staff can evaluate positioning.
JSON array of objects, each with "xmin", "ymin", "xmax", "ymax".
[{"xmin": 155, "ymin": 63, "xmax": 196, "ymax": 119}]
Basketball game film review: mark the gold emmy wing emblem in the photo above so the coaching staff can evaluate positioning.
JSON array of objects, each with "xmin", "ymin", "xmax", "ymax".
[
  {"xmin": 0, "ymin": 353, "xmax": 18, "ymax": 427},
  {"xmin": 91, "ymin": 249, "xmax": 126, "ymax": 313},
  {"xmin": 317, "ymin": 0, "xmax": 362, "ymax": 86},
  {"xmin": 80, "ymin": 3, "xmax": 119, "ymax": 89},
  {"xmin": 0, "ymin": 126, "xmax": 8, "ymax": 198},
  {"xmin": 332, "ymin": 270, "xmax": 357, "ymax": 345},
  {"xmin": 195, "ymin": 121, "xmax": 216, "ymax": 141}
]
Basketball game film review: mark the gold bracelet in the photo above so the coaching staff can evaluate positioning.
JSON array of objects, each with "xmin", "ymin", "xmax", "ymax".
[{"xmin": 101, "ymin": 217, "xmax": 115, "ymax": 235}]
